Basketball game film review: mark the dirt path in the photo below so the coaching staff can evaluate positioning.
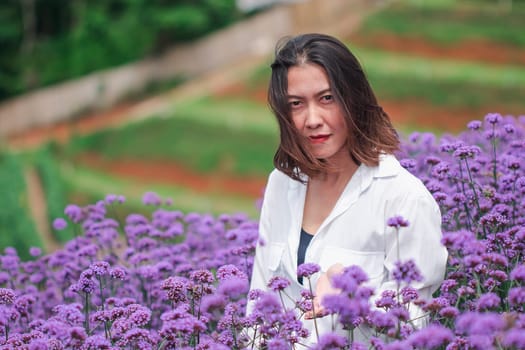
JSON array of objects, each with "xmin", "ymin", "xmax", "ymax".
[{"xmin": 24, "ymin": 167, "xmax": 60, "ymax": 253}]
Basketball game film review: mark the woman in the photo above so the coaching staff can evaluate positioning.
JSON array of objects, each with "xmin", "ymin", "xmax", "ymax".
[{"xmin": 248, "ymin": 33, "xmax": 447, "ymax": 347}]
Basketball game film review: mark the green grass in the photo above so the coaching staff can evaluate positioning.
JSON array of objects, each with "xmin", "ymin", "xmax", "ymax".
[
  {"xmin": 61, "ymin": 163, "xmax": 262, "ymax": 218},
  {"xmin": 66, "ymin": 97, "xmax": 278, "ymax": 176},
  {"xmin": 171, "ymin": 96, "xmax": 276, "ymax": 134},
  {"xmin": 0, "ymin": 152, "xmax": 43, "ymax": 259},
  {"xmin": 359, "ymin": 3, "xmax": 525, "ymax": 46},
  {"xmin": 352, "ymin": 47, "xmax": 525, "ymax": 108}
]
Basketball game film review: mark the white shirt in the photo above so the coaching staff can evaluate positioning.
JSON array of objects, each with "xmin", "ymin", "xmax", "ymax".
[{"xmin": 248, "ymin": 154, "xmax": 448, "ymax": 347}]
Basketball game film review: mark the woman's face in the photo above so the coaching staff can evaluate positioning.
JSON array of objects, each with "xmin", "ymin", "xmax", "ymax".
[{"xmin": 287, "ymin": 63, "xmax": 349, "ymax": 162}]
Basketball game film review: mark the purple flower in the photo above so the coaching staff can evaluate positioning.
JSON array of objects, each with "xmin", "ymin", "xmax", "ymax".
[
  {"xmin": 312, "ymin": 332, "xmax": 348, "ymax": 350},
  {"xmin": 422, "ymin": 297, "xmax": 449, "ymax": 313},
  {"xmin": 29, "ymin": 246, "xmax": 42, "ymax": 257},
  {"xmin": 331, "ymin": 265, "xmax": 369, "ymax": 294},
  {"xmin": 400, "ymin": 158, "xmax": 417, "ymax": 170},
  {"xmin": 456, "ymin": 312, "xmax": 505, "ymax": 335},
  {"xmin": 216, "ymin": 264, "xmax": 247, "ymax": 281},
  {"xmin": 400, "ymin": 286, "xmax": 419, "ymax": 304},
  {"xmin": 476, "ymin": 292, "xmax": 501, "ymax": 311},
  {"xmin": 439, "ymin": 306, "xmax": 459, "ymax": 319},
  {"xmin": 217, "ymin": 277, "xmax": 248, "ymax": 299},
  {"xmin": 90, "ymin": 261, "xmax": 110, "ymax": 276},
  {"xmin": 322, "ymin": 292, "xmax": 369, "ymax": 328},
  {"xmin": 82, "ymin": 334, "xmax": 112, "ymax": 349},
  {"xmin": 485, "ymin": 112, "xmax": 502, "ymax": 124},
  {"xmin": 52, "ymin": 218, "xmax": 68, "ymax": 230},
  {"xmin": 70, "ymin": 275, "xmax": 96, "ymax": 294},
  {"xmin": 387, "ymin": 216, "xmax": 409, "ymax": 228},
  {"xmin": 0, "ymin": 288, "xmax": 16, "ymax": 305},
  {"xmin": 406, "ymin": 324, "xmax": 454, "ymax": 349},
  {"xmin": 502, "ymin": 328, "xmax": 525, "ymax": 349},
  {"xmin": 253, "ymin": 292, "xmax": 282, "ymax": 315},
  {"xmin": 64, "ymin": 204, "xmax": 83, "ymax": 223},
  {"xmin": 105, "ymin": 193, "xmax": 119, "ymax": 204},
  {"xmin": 129, "ymin": 306, "xmax": 151, "ymax": 326},
  {"xmin": 142, "ymin": 191, "xmax": 162, "ymax": 206},
  {"xmin": 375, "ymin": 290, "xmax": 396, "ymax": 309},
  {"xmin": 392, "ymin": 259, "xmax": 423, "ymax": 284},
  {"xmin": 510, "ymin": 265, "xmax": 525, "ymax": 283},
  {"xmin": 508, "ymin": 287, "xmax": 525, "ymax": 310},
  {"xmin": 368, "ymin": 310, "xmax": 396, "ymax": 330},
  {"xmin": 440, "ymin": 279, "xmax": 458, "ymax": 293},
  {"xmin": 189, "ymin": 269, "xmax": 214, "ymax": 284},
  {"xmin": 467, "ymin": 120, "xmax": 482, "ymax": 130},
  {"xmin": 453, "ymin": 145, "xmax": 481, "ymax": 159},
  {"xmin": 297, "ymin": 263, "xmax": 321, "ymax": 278},
  {"xmin": 110, "ymin": 266, "xmax": 127, "ymax": 280},
  {"xmin": 267, "ymin": 276, "xmax": 290, "ymax": 292},
  {"xmin": 266, "ymin": 338, "xmax": 289, "ymax": 350},
  {"xmin": 161, "ymin": 276, "xmax": 188, "ymax": 303}
]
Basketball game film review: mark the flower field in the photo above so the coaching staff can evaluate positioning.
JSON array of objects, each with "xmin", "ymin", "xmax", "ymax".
[{"xmin": 1, "ymin": 113, "xmax": 524, "ymax": 349}]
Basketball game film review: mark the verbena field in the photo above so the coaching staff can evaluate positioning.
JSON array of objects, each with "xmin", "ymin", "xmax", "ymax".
[{"xmin": 1, "ymin": 113, "xmax": 524, "ymax": 348}]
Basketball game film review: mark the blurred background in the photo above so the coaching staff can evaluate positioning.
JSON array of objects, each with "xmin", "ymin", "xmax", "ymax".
[{"xmin": 1, "ymin": 0, "xmax": 524, "ymax": 257}]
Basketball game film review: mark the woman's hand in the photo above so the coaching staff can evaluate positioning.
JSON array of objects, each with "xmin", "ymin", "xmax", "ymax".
[{"xmin": 304, "ymin": 263, "xmax": 344, "ymax": 319}]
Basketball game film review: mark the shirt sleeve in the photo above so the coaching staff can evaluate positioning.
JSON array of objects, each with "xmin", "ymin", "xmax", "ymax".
[
  {"xmin": 246, "ymin": 172, "xmax": 274, "ymax": 316},
  {"xmin": 377, "ymin": 192, "xmax": 448, "ymax": 326}
]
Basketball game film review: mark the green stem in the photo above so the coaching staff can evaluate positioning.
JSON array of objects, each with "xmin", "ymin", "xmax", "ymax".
[
  {"xmin": 491, "ymin": 124, "xmax": 498, "ymax": 189},
  {"xmin": 97, "ymin": 276, "xmax": 110, "ymax": 339},
  {"xmin": 307, "ymin": 277, "xmax": 320, "ymax": 343},
  {"xmin": 464, "ymin": 158, "xmax": 487, "ymax": 238},
  {"xmin": 84, "ymin": 292, "xmax": 91, "ymax": 334},
  {"xmin": 457, "ymin": 162, "xmax": 473, "ymax": 232}
]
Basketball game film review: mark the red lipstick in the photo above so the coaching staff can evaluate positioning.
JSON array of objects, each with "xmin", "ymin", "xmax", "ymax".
[{"xmin": 309, "ymin": 134, "xmax": 330, "ymax": 144}]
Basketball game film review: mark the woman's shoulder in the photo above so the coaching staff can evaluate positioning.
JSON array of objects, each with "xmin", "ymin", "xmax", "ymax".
[
  {"xmin": 376, "ymin": 155, "xmax": 434, "ymax": 199},
  {"xmin": 267, "ymin": 168, "xmax": 303, "ymax": 187},
  {"xmin": 263, "ymin": 168, "xmax": 305, "ymax": 200}
]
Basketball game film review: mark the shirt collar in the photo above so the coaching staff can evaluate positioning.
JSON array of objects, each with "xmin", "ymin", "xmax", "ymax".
[
  {"xmin": 288, "ymin": 154, "xmax": 400, "ymax": 189},
  {"xmin": 371, "ymin": 153, "xmax": 401, "ymax": 178}
]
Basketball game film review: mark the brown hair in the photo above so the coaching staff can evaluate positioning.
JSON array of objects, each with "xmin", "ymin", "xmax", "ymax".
[{"xmin": 268, "ymin": 33, "xmax": 399, "ymax": 182}]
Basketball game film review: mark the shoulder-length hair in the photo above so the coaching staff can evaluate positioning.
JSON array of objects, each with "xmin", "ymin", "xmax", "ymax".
[{"xmin": 268, "ymin": 33, "xmax": 399, "ymax": 182}]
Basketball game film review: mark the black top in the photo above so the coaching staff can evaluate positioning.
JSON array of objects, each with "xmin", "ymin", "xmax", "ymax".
[{"xmin": 297, "ymin": 228, "xmax": 314, "ymax": 284}]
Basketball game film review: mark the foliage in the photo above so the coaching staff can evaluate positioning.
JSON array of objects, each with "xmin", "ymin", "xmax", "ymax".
[
  {"xmin": 34, "ymin": 145, "xmax": 73, "ymax": 243},
  {"xmin": 358, "ymin": 3, "xmax": 525, "ymax": 46},
  {"xmin": 1, "ymin": 114, "xmax": 524, "ymax": 348},
  {"xmin": 0, "ymin": 0, "xmax": 241, "ymax": 100},
  {"xmin": 0, "ymin": 152, "xmax": 42, "ymax": 260}
]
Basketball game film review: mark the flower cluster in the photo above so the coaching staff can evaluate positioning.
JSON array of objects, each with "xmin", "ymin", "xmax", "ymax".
[
  {"xmin": 0, "ymin": 113, "xmax": 524, "ymax": 349},
  {"xmin": 0, "ymin": 194, "xmax": 259, "ymax": 349}
]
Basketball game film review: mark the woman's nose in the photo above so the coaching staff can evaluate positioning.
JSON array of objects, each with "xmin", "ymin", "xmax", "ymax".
[{"xmin": 305, "ymin": 105, "xmax": 323, "ymax": 129}]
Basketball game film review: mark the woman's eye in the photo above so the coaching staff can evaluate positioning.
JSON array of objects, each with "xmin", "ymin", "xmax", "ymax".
[
  {"xmin": 321, "ymin": 95, "xmax": 333, "ymax": 102},
  {"xmin": 289, "ymin": 100, "xmax": 302, "ymax": 107}
]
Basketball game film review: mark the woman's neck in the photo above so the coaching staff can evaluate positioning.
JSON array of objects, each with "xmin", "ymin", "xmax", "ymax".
[{"xmin": 311, "ymin": 154, "xmax": 358, "ymax": 186}]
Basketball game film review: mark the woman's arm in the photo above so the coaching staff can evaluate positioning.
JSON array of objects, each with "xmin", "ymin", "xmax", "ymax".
[{"xmin": 378, "ymin": 193, "xmax": 448, "ymax": 325}]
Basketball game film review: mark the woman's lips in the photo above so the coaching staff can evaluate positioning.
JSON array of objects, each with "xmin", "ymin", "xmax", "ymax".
[{"xmin": 309, "ymin": 134, "xmax": 330, "ymax": 144}]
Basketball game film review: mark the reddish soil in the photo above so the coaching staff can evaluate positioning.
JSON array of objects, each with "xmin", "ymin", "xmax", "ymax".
[
  {"xmin": 349, "ymin": 33, "xmax": 525, "ymax": 66},
  {"xmin": 76, "ymin": 153, "xmax": 266, "ymax": 199}
]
